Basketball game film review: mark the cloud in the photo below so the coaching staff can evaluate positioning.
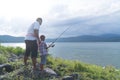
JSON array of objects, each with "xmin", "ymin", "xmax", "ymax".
[
  {"xmin": 1, "ymin": 9, "xmax": 120, "ymax": 38},
  {"xmin": 0, "ymin": 17, "xmax": 33, "ymax": 36},
  {"xmin": 0, "ymin": 0, "xmax": 120, "ymax": 38},
  {"xmin": 44, "ymin": 9, "xmax": 120, "ymax": 38}
]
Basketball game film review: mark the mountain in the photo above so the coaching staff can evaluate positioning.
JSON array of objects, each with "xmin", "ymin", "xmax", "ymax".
[
  {"xmin": 48, "ymin": 34, "xmax": 120, "ymax": 42},
  {"xmin": 0, "ymin": 35, "xmax": 24, "ymax": 43},
  {"xmin": 1, "ymin": 34, "xmax": 120, "ymax": 43}
]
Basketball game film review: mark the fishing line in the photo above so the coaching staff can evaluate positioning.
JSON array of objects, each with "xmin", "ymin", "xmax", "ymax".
[{"xmin": 48, "ymin": 26, "xmax": 71, "ymax": 48}]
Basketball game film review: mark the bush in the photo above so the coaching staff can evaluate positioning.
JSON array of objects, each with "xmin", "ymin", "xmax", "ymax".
[
  {"xmin": 0, "ymin": 54, "xmax": 8, "ymax": 64},
  {"xmin": 12, "ymin": 47, "xmax": 24, "ymax": 55}
]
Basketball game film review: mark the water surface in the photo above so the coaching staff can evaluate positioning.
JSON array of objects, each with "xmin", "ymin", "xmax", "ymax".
[{"xmin": 1, "ymin": 42, "xmax": 120, "ymax": 68}]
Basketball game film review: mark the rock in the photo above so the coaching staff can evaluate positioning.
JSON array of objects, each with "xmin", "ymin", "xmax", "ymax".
[
  {"xmin": 44, "ymin": 67, "xmax": 57, "ymax": 76},
  {"xmin": 62, "ymin": 76, "xmax": 74, "ymax": 80},
  {"xmin": 62, "ymin": 73, "xmax": 79, "ymax": 80},
  {"xmin": 30, "ymin": 67, "xmax": 57, "ymax": 79},
  {"xmin": 36, "ymin": 63, "xmax": 57, "ymax": 76},
  {"xmin": 0, "ymin": 64, "xmax": 13, "ymax": 73},
  {"xmin": 18, "ymin": 55, "xmax": 24, "ymax": 59},
  {"xmin": 10, "ymin": 53, "xmax": 18, "ymax": 58},
  {"xmin": 70, "ymin": 73, "xmax": 79, "ymax": 79},
  {"xmin": 8, "ymin": 53, "xmax": 18, "ymax": 62},
  {"xmin": 8, "ymin": 58, "xmax": 18, "ymax": 62}
]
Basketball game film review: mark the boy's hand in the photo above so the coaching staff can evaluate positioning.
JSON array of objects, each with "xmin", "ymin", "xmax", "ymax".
[{"xmin": 48, "ymin": 44, "xmax": 55, "ymax": 48}]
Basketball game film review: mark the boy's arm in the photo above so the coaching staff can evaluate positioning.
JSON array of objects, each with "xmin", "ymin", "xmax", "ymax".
[
  {"xmin": 46, "ymin": 45, "xmax": 50, "ymax": 49},
  {"xmin": 47, "ymin": 44, "xmax": 55, "ymax": 49},
  {"xmin": 45, "ymin": 44, "xmax": 49, "ymax": 49}
]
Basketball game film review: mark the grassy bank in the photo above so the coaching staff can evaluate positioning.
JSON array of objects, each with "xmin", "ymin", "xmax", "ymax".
[{"xmin": 0, "ymin": 45, "xmax": 120, "ymax": 80}]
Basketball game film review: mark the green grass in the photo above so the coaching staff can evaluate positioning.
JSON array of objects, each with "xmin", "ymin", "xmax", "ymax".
[{"xmin": 0, "ymin": 45, "xmax": 120, "ymax": 80}]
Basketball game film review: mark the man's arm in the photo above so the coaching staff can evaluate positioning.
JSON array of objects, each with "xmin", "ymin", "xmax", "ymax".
[{"xmin": 34, "ymin": 29, "xmax": 40, "ymax": 43}]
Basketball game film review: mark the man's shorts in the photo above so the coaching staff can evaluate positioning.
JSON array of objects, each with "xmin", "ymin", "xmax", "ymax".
[
  {"xmin": 25, "ymin": 40, "xmax": 38, "ymax": 58},
  {"xmin": 40, "ymin": 55, "xmax": 47, "ymax": 65}
]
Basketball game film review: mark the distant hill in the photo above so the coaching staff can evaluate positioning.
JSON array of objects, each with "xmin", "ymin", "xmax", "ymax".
[
  {"xmin": 0, "ymin": 35, "xmax": 24, "ymax": 43},
  {"xmin": 47, "ymin": 34, "xmax": 120, "ymax": 42},
  {"xmin": 1, "ymin": 34, "xmax": 120, "ymax": 43}
]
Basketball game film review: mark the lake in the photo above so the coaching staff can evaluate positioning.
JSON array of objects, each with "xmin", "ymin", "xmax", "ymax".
[{"xmin": 1, "ymin": 42, "xmax": 120, "ymax": 68}]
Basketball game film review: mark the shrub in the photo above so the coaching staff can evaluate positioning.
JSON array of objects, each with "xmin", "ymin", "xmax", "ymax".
[
  {"xmin": 0, "ymin": 54, "xmax": 8, "ymax": 64},
  {"xmin": 12, "ymin": 47, "xmax": 24, "ymax": 55}
]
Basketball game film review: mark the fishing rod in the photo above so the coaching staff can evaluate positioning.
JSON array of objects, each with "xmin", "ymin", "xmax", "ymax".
[{"xmin": 48, "ymin": 26, "xmax": 71, "ymax": 48}]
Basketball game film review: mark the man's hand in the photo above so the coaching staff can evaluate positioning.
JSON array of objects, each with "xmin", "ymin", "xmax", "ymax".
[
  {"xmin": 34, "ymin": 29, "xmax": 40, "ymax": 42},
  {"xmin": 38, "ymin": 39, "xmax": 41, "ymax": 44}
]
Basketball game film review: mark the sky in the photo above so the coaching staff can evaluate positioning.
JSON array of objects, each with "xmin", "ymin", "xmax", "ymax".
[{"xmin": 0, "ymin": 0, "xmax": 120, "ymax": 38}]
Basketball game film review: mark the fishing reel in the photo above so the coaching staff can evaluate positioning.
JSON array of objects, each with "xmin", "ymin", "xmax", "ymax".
[
  {"xmin": 50, "ymin": 44, "xmax": 55, "ymax": 47},
  {"xmin": 48, "ymin": 44, "xmax": 55, "ymax": 49}
]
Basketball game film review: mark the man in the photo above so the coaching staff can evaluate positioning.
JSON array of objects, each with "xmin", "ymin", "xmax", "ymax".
[{"xmin": 24, "ymin": 18, "xmax": 42, "ymax": 70}]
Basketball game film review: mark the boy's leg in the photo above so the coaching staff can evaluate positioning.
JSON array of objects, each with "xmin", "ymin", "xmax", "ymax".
[
  {"xmin": 40, "ymin": 56, "xmax": 43, "ymax": 70},
  {"xmin": 40, "ymin": 55, "xmax": 46, "ymax": 70}
]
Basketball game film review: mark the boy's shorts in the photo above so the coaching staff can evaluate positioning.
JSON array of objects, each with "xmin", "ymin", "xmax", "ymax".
[{"xmin": 40, "ymin": 55, "xmax": 47, "ymax": 65}]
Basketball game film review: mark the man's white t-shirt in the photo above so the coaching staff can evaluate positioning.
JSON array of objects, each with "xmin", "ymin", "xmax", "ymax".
[{"xmin": 25, "ymin": 21, "xmax": 40, "ymax": 40}]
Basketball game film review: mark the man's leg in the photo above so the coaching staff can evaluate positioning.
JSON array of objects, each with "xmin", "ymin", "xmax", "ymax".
[
  {"xmin": 24, "ymin": 40, "xmax": 30, "ymax": 66},
  {"xmin": 32, "ymin": 57, "xmax": 37, "ymax": 70},
  {"xmin": 40, "ymin": 64, "xmax": 44, "ymax": 71},
  {"xmin": 31, "ymin": 40, "xmax": 38, "ymax": 70},
  {"xmin": 24, "ymin": 56, "xmax": 28, "ymax": 66}
]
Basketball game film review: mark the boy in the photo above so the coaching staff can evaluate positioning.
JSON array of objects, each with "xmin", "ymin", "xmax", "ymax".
[{"xmin": 39, "ymin": 35, "xmax": 49, "ymax": 71}]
